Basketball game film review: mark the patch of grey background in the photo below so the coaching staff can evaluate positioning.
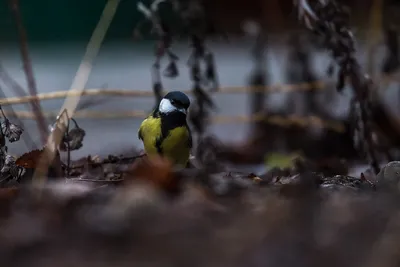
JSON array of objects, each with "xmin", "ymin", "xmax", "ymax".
[{"xmin": 0, "ymin": 39, "xmax": 398, "ymax": 174}]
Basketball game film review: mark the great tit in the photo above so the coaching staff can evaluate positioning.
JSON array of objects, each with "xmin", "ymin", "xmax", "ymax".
[{"xmin": 138, "ymin": 91, "xmax": 192, "ymax": 167}]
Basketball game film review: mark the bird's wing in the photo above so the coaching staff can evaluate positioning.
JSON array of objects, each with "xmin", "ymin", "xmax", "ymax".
[
  {"xmin": 186, "ymin": 124, "xmax": 193, "ymax": 149},
  {"xmin": 138, "ymin": 128, "xmax": 143, "ymax": 140},
  {"xmin": 138, "ymin": 120, "xmax": 145, "ymax": 140}
]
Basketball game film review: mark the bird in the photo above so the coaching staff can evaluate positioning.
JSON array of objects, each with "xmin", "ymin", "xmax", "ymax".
[{"xmin": 138, "ymin": 91, "xmax": 192, "ymax": 167}]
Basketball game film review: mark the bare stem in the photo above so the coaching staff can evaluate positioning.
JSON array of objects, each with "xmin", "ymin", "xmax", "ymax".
[
  {"xmin": 245, "ymin": 21, "xmax": 267, "ymax": 131},
  {"xmin": 66, "ymin": 129, "xmax": 71, "ymax": 178},
  {"xmin": 8, "ymin": 0, "xmax": 48, "ymax": 145}
]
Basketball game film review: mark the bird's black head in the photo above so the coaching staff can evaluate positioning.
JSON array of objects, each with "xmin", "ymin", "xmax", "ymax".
[
  {"xmin": 164, "ymin": 91, "xmax": 190, "ymax": 109},
  {"xmin": 159, "ymin": 91, "xmax": 191, "ymax": 115}
]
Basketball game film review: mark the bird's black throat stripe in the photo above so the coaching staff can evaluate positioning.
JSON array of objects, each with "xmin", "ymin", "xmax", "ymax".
[{"xmin": 154, "ymin": 111, "xmax": 188, "ymax": 154}]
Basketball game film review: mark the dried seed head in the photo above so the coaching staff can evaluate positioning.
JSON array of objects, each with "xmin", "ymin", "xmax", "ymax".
[
  {"xmin": 4, "ymin": 154, "xmax": 15, "ymax": 166},
  {"xmin": 163, "ymin": 61, "xmax": 179, "ymax": 78},
  {"xmin": 65, "ymin": 127, "xmax": 86, "ymax": 151},
  {"xmin": 1, "ymin": 119, "xmax": 23, "ymax": 143},
  {"xmin": 0, "ymin": 154, "xmax": 25, "ymax": 182}
]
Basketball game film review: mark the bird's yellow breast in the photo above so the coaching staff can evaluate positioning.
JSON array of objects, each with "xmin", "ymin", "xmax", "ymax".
[{"xmin": 139, "ymin": 116, "xmax": 190, "ymax": 167}]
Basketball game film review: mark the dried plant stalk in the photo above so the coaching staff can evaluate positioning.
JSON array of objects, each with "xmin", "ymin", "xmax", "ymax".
[
  {"xmin": 295, "ymin": 0, "xmax": 381, "ymax": 173},
  {"xmin": 136, "ymin": 0, "xmax": 177, "ymax": 107},
  {"xmin": 8, "ymin": 0, "xmax": 48, "ymax": 144},
  {"xmin": 243, "ymin": 20, "xmax": 268, "ymax": 132}
]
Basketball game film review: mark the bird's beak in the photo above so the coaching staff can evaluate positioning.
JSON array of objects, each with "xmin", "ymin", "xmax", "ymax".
[{"xmin": 178, "ymin": 108, "xmax": 186, "ymax": 114}]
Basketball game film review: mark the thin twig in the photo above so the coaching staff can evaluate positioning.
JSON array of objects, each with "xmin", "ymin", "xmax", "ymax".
[
  {"xmin": 65, "ymin": 119, "xmax": 71, "ymax": 177},
  {"xmin": 8, "ymin": 0, "xmax": 48, "ymax": 145},
  {"xmin": 136, "ymin": 0, "xmax": 176, "ymax": 106},
  {"xmin": 366, "ymin": 0, "xmax": 383, "ymax": 80},
  {"xmin": 382, "ymin": 26, "xmax": 400, "ymax": 75},
  {"xmin": 243, "ymin": 20, "xmax": 268, "ymax": 132}
]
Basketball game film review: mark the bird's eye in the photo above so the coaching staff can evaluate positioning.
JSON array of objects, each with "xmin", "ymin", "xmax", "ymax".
[{"xmin": 170, "ymin": 100, "xmax": 175, "ymax": 105}]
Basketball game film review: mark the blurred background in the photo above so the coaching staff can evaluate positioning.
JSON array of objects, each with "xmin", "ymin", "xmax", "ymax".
[{"xmin": 0, "ymin": 0, "xmax": 400, "ymax": 167}]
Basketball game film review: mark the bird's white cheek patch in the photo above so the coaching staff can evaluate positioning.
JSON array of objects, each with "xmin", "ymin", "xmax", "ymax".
[{"xmin": 159, "ymin": 99, "xmax": 175, "ymax": 113}]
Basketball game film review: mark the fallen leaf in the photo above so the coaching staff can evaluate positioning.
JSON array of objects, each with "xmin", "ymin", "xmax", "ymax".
[
  {"xmin": 16, "ymin": 149, "xmax": 44, "ymax": 169},
  {"xmin": 16, "ymin": 147, "xmax": 63, "ymax": 179}
]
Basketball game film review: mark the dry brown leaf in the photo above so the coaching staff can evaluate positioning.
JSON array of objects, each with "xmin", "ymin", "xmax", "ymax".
[
  {"xmin": 16, "ymin": 147, "xmax": 63, "ymax": 178},
  {"xmin": 16, "ymin": 149, "xmax": 44, "ymax": 169}
]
